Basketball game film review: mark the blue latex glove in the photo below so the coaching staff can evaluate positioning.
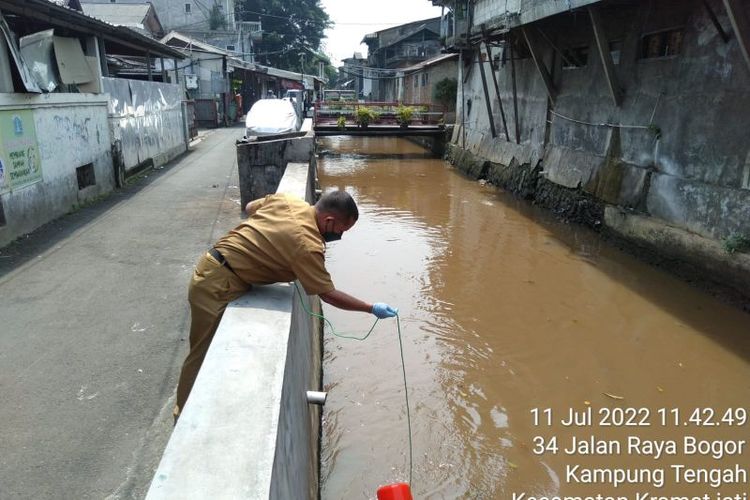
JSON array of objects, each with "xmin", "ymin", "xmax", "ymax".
[{"xmin": 372, "ymin": 302, "xmax": 398, "ymax": 319}]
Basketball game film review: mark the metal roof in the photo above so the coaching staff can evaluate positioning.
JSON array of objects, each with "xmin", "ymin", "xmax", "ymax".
[
  {"xmin": 161, "ymin": 31, "xmax": 233, "ymax": 56},
  {"xmin": 81, "ymin": 3, "xmax": 153, "ymax": 28},
  {"xmin": 397, "ymin": 52, "xmax": 458, "ymax": 74},
  {"xmin": 0, "ymin": 0, "xmax": 184, "ymax": 58},
  {"xmin": 361, "ymin": 17, "xmax": 441, "ymax": 44}
]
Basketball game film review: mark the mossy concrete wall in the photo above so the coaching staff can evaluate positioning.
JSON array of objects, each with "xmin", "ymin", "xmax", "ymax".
[{"xmin": 449, "ymin": 0, "xmax": 750, "ymax": 299}]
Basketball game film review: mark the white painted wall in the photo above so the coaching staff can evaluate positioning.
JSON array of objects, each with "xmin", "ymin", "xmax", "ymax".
[
  {"xmin": 84, "ymin": 0, "xmax": 237, "ymax": 31},
  {"xmin": 0, "ymin": 94, "xmax": 113, "ymax": 248}
]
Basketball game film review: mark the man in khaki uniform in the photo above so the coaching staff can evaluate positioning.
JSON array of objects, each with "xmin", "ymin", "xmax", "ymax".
[{"xmin": 174, "ymin": 190, "xmax": 397, "ymax": 418}]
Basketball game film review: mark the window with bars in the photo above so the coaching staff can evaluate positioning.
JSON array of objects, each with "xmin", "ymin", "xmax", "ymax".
[
  {"xmin": 562, "ymin": 46, "xmax": 589, "ymax": 69},
  {"xmin": 641, "ymin": 28, "xmax": 684, "ymax": 59},
  {"xmin": 609, "ymin": 40, "xmax": 623, "ymax": 64}
]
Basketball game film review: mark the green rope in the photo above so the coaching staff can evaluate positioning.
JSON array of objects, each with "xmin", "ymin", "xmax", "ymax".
[{"xmin": 293, "ymin": 282, "xmax": 414, "ymax": 487}]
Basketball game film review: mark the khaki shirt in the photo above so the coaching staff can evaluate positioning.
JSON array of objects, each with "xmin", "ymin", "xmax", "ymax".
[{"xmin": 213, "ymin": 194, "xmax": 335, "ymax": 295}]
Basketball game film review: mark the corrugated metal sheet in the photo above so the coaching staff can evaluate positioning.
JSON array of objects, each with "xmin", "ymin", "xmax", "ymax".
[
  {"xmin": 81, "ymin": 3, "xmax": 150, "ymax": 26},
  {"xmin": 102, "ymin": 77, "xmax": 185, "ymax": 171}
]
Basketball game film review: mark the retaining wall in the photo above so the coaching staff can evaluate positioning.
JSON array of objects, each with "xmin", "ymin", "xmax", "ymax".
[{"xmin": 449, "ymin": 0, "xmax": 750, "ymax": 299}]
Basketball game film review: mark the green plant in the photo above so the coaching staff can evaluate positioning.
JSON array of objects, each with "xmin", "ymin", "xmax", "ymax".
[
  {"xmin": 723, "ymin": 234, "xmax": 750, "ymax": 254},
  {"xmin": 336, "ymin": 115, "xmax": 346, "ymax": 129},
  {"xmin": 355, "ymin": 107, "xmax": 380, "ymax": 127},
  {"xmin": 208, "ymin": 4, "xmax": 227, "ymax": 30},
  {"xmin": 395, "ymin": 105, "xmax": 414, "ymax": 126},
  {"xmin": 433, "ymin": 77, "xmax": 458, "ymax": 109}
]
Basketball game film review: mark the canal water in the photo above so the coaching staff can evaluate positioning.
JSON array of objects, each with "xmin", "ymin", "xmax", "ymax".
[{"xmin": 316, "ymin": 136, "xmax": 750, "ymax": 499}]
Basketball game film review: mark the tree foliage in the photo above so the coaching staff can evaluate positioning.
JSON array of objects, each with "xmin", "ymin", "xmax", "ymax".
[
  {"xmin": 433, "ymin": 77, "xmax": 458, "ymax": 109},
  {"xmin": 209, "ymin": 4, "xmax": 227, "ymax": 30},
  {"xmin": 236, "ymin": 0, "xmax": 333, "ymax": 73}
]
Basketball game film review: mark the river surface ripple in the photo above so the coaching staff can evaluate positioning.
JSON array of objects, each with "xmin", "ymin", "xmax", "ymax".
[{"xmin": 317, "ymin": 136, "xmax": 750, "ymax": 500}]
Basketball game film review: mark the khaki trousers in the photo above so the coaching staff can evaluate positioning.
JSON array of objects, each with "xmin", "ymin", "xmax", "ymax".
[{"xmin": 174, "ymin": 252, "xmax": 249, "ymax": 418}]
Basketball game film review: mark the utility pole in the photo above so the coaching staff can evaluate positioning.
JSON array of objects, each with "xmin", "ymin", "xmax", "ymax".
[
  {"xmin": 300, "ymin": 53, "xmax": 305, "ymax": 115},
  {"xmin": 239, "ymin": 22, "xmax": 245, "ymax": 62}
]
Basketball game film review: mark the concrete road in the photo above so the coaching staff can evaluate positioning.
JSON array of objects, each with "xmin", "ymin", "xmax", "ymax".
[{"xmin": 0, "ymin": 127, "xmax": 246, "ymax": 499}]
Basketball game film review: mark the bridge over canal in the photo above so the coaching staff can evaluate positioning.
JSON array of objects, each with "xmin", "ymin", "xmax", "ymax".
[{"xmin": 312, "ymin": 100, "xmax": 447, "ymax": 137}]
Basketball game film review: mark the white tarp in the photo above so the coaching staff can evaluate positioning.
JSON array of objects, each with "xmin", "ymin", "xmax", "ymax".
[{"xmin": 244, "ymin": 98, "xmax": 299, "ymax": 136}]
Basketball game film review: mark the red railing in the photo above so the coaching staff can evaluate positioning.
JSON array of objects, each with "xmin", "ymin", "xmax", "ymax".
[{"xmin": 313, "ymin": 101, "xmax": 446, "ymax": 127}]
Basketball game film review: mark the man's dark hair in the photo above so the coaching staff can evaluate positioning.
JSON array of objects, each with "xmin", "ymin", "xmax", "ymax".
[{"xmin": 315, "ymin": 190, "xmax": 359, "ymax": 221}]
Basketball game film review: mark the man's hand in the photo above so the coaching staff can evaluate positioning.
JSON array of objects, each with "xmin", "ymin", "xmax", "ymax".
[{"xmin": 372, "ymin": 303, "xmax": 398, "ymax": 319}]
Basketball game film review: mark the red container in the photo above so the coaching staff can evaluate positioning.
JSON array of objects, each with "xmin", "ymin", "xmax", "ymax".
[{"xmin": 377, "ymin": 482, "xmax": 413, "ymax": 500}]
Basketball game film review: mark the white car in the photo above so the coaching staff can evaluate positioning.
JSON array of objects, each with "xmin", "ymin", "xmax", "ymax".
[{"xmin": 245, "ymin": 98, "xmax": 299, "ymax": 137}]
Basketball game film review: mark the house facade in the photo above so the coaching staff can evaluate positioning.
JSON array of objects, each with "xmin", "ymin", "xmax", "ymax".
[
  {"xmin": 81, "ymin": 3, "xmax": 165, "ymax": 38},
  {"xmin": 434, "ymin": 0, "xmax": 750, "ymax": 295},
  {"xmin": 362, "ymin": 17, "xmax": 443, "ymax": 101},
  {"xmin": 400, "ymin": 53, "xmax": 458, "ymax": 114},
  {"xmin": 339, "ymin": 52, "xmax": 371, "ymax": 99},
  {"xmin": 81, "ymin": 0, "xmax": 261, "ymax": 61}
]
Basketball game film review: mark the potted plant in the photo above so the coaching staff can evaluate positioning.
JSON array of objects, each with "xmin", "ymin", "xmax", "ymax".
[
  {"xmin": 355, "ymin": 107, "xmax": 379, "ymax": 128},
  {"xmin": 336, "ymin": 115, "xmax": 346, "ymax": 129},
  {"xmin": 395, "ymin": 105, "xmax": 414, "ymax": 128},
  {"xmin": 418, "ymin": 105, "xmax": 429, "ymax": 124}
]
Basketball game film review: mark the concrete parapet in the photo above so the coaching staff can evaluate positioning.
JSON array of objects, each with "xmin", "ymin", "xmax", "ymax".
[{"xmin": 236, "ymin": 127, "xmax": 315, "ymax": 207}]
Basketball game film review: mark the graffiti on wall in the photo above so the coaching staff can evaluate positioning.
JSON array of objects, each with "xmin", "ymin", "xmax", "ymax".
[{"xmin": 0, "ymin": 110, "xmax": 42, "ymax": 191}]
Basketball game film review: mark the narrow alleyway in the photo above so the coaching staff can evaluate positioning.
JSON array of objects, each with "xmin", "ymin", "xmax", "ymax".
[{"xmin": 0, "ymin": 127, "xmax": 245, "ymax": 499}]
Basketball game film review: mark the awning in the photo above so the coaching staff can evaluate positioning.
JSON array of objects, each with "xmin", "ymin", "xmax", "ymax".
[{"xmin": 0, "ymin": 0, "xmax": 185, "ymax": 59}]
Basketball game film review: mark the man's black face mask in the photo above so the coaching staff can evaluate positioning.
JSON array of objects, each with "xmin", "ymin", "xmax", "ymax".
[{"xmin": 322, "ymin": 219, "xmax": 342, "ymax": 242}]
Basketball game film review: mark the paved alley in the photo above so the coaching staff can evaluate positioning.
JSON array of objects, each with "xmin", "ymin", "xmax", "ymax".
[{"xmin": 0, "ymin": 127, "xmax": 246, "ymax": 499}]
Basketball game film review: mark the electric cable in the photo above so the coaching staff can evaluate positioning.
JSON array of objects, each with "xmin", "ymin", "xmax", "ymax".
[{"xmin": 292, "ymin": 282, "xmax": 414, "ymax": 487}]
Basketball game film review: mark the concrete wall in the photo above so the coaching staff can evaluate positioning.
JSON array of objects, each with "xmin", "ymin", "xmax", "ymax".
[
  {"xmin": 146, "ymin": 161, "xmax": 322, "ymax": 500},
  {"xmin": 0, "ymin": 93, "xmax": 114, "ymax": 248},
  {"xmin": 236, "ymin": 120, "xmax": 315, "ymax": 207},
  {"xmin": 270, "ymin": 287, "xmax": 324, "ymax": 500},
  {"xmin": 449, "ymin": 0, "xmax": 750, "ymax": 296},
  {"xmin": 103, "ymin": 78, "xmax": 188, "ymax": 181},
  {"xmin": 473, "ymin": 0, "xmax": 603, "ymax": 28}
]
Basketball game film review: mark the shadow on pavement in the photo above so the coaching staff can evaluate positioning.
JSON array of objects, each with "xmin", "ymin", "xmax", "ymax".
[{"xmin": 0, "ymin": 160, "xmax": 183, "ymax": 279}]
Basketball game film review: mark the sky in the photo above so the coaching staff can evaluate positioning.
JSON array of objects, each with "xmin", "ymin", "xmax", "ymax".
[{"xmin": 320, "ymin": 0, "xmax": 443, "ymax": 66}]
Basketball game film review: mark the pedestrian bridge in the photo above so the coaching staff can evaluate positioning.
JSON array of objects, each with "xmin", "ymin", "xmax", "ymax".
[
  {"xmin": 313, "ymin": 100, "xmax": 446, "ymax": 137},
  {"xmin": 314, "ymin": 124, "xmax": 446, "ymax": 137}
]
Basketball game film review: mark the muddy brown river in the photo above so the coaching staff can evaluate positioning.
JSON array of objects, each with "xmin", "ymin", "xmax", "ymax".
[{"xmin": 316, "ymin": 136, "xmax": 750, "ymax": 499}]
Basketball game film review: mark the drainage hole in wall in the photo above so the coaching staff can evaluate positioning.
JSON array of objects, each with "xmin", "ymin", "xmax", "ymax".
[{"xmin": 76, "ymin": 163, "xmax": 96, "ymax": 190}]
